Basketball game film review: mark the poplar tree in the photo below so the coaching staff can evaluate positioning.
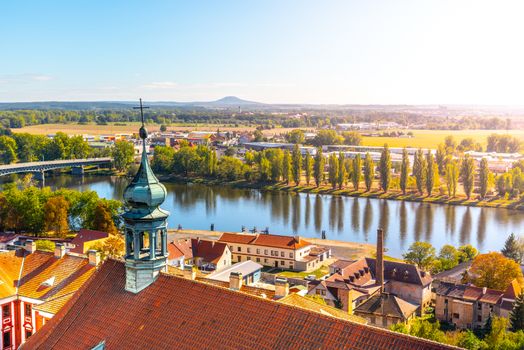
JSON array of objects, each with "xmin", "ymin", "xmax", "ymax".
[
  {"xmin": 337, "ymin": 152, "xmax": 346, "ymax": 189},
  {"xmin": 291, "ymin": 144, "xmax": 302, "ymax": 185},
  {"xmin": 435, "ymin": 144, "xmax": 446, "ymax": 175},
  {"xmin": 363, "ymin": 152, "xmax": 374, "ymax": 192},
  {"xmin": 426, "ymin": 152, "xmax": 436, "ymax": 196},
  {"xmin": 400, "ymin": 148, "xmax": 410, "ymax": 195},
  {"xmin": 313, "ymin": 147, "xmax": 325, "ymax": 187},
  {"xmin": 510, "ymin": 292, "xmax": 524, "ymax": 331},
  {"xmin": 479, "ymin": 158, "xmax": 491, "ymax": 199},
  {"xmin": 283, "ymin": 150, "xmax": 292, "ymax": 184},
  {"xmin": 352, "ymin": 154, "xmax": 362, "ymax": 190},
  {"xmin": 461, "ymin": 154, "xmax": 476, "ymax": 199},
  {"xmin": 328, "ymin": 153, "xmax": 339, "ymax": 189},
  {"xmin": 413, "ymin": 149, "xmax": 427, "ymax": 195},
  {"xmin": 379, "ymin": 144, "xmax": 391, "ymax": 192},
  {"xmin": 304, "ymin": 152, "xmax": 313, "ymax": 186},
  {"xmin": 344, "ymin": 157, "xmax": 353, "ymax": 187},
  {"xmin": 445, "ymin": 160, "xmax": 459, "ymax": 197}
]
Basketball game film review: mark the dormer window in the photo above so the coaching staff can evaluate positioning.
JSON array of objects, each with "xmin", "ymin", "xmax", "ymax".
[{"xmin": 41, "ymin": 276, "xmax": 55, "ymax": 287}]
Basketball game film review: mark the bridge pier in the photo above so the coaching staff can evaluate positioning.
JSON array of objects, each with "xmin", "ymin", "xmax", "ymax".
[
  {"xmin": 72, "ymin": 166, "xmax": 85, "ymax": 175},
  {"xmin": 33, "ymin": 170, "xmax": 45, "ymax": 187}
]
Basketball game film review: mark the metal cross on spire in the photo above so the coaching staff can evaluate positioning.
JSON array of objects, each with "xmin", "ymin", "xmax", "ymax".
[{"xmin": 133, "ymin": 98, "xmax": 149, "ymax": 127}]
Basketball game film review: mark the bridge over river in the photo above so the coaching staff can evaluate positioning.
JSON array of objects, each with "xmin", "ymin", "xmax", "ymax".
[{"xmin": 0, "ymin": 158, "xmax": 112, "ymax": 184}]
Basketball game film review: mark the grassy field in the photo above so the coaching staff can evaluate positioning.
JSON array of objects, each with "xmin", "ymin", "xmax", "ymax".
[{"xmin": 362, "ymin": 129, "xmax": 524, "ymax": 149}]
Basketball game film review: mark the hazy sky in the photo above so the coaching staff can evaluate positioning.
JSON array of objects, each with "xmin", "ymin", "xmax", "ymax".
[{"xmin": 1, "ymin": 0, "xmax": 523, "ymax": 104}]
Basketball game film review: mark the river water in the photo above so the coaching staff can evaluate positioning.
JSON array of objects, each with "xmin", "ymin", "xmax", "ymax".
[{"xmin": 40, "ymin": 175, "xmax": 524, "ymax": 258}]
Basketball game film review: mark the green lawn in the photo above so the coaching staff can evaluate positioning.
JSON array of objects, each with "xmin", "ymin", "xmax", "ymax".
[{"xmin": 277, "ymin": 265, "xmax": 329, "ymax": 279}]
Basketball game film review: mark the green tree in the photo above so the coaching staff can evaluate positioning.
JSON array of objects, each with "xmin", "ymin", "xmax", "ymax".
[
  {"xmin": 304, "ymin": 152, "xmax": 313, "ymax": 186},
  {"xmin": 313, "ymin": 148, "xmax": 325, "ymax": 187},
  {"xmin": 68, "ymin": 135, "xmax": 90, "ymax": 159},
  {"xmin": 160, "ymin": 124, "xmax": 167, "ymax": 132},
  {"xmin": 282, "ymin": 150, "xmax": 292, "ymax": 184},
  {"xmin": 313, "ymin": 130, "xmax": 342, "ymax": 146},
  {"xmin": 461, "ymin": 154, "xmax": 476, "ymax": 199},
  {"xmin": 258, "ymin": 155, "xmax": 271, "ymax": 182},
  {"xmin": 402, "ymin": 241, "xmax": 436, "ymax": 271},
  {"xmin": 400, "ymin": 148, "xmax": 410, "ymax": 195},
  {"xmin": 435, "ymin": 143, "xmax": 447, "ymax": 175},
  {"xmin": 291, "ymin": 144, "xmax": 302, "ymax": 185},
  {"xmin": 479, "ymin": 158, "xmax": 491, "ymax": 199},
  {"xmin": 341, "ymin": 131, "xmax": 362, "ymax": 145},
  {"xmin": 173, "ymin": 146, "xmax": 199, "ymax": 176},
  {"xmin": 286, "ymin": 129, "xmax": 305, "ymax": 144},
  {"xmin": 437, "ymin": 245, "xmax": 459, "ymax": 272},
  {"xmin": 0, "ymin": 135, "xmax": 18, "ymax": 164},
  {"xmin": 253, "ymin": 129, "xmax": 264, "ymax": 142},
  {"xmin": 352, "ymin": 154, "xmax": 362, "ymax": 191},
  {"xmin": 458, "ymin": 244, "xmax": 479, "ymax": 263},
  {"xmin": 501, "ymin": 233, "xmax": 524, "ymax": 264},
  {"xmin": 426, "ymin": 152, "xmax": 436, "ymax": 196},
  {"xmin": 151, "ymin": 146, "xmax": 175, "ymax": 173},
  {"xmin": 363, "ymin": 152, "xmax": 374, "ymax": 192},
  {"xmin": 267, "ymin": 149, "xmax": 283, "ymax": 182},
  {"xmin": 445, "ymin": 160, "xmax": 459, "ymax": 197},
  {"xmin": 379, "ymin": 144, "xmax": 391, "ymax": 192},
  {"xmin": 337, "ymin": 152, "xmax": 346, "ymax": 189},
  {"xmin": 216, "ymin": 156, "xmax": 247, "ymax": 181},
  {"xmin": 328, "ymin": 153, "xmax": 339, "ymax": 189},
  {"xmin": 413, "ymin": 149, "xmax": 427, "ymax": 195},
  {"xmin": 510, "ymin": 292, "xmax": 524, "ymax": 332},
  {"xmin": 112, "ymin": 141, "xmax": 135, "ymax": 172}
]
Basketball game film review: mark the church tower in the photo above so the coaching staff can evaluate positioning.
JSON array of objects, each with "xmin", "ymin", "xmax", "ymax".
[{"xmin": 122, "ymin": 99, "xmax": 169, "ymax": 293}]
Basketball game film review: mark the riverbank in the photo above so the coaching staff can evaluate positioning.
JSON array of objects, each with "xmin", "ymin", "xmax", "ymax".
[
  {"xmin": 168, "ymin": 228, "xmax": 378, "ymax": 261},
  {"xmin": 159, "ymin": 175, "xmax": 524, "ymax": 211}
]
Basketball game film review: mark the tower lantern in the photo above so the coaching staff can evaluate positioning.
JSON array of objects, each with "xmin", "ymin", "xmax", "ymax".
[{"xmin": 122, "ymin": 99, "xmax": 170, "ymax": 293}]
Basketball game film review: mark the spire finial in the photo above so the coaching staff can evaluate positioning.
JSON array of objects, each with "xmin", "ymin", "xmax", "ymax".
[{"xmin": 134, "ymin": 98, "xmax": 150, "ymax": 139}]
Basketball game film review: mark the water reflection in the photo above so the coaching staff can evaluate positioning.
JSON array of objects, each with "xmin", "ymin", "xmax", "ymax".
[{"xmin": 38, "ymin": 175, "xmax": 524, "ymax": 258}]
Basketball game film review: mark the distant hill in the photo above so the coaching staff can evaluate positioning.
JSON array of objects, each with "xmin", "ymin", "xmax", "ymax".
[{"xmin": 0, "ymin": 96, "xmax": 263, "ymax": 110}]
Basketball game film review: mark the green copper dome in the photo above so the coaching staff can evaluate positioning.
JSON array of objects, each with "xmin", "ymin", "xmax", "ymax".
[{"xmin": 123, "ymin": 126, "xmax": 167, "ymax": 210}]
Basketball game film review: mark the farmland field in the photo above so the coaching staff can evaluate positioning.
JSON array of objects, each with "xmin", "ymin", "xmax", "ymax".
[{"xmin": 12, "ymin": 123, "xmax": 524, "ymax": 149}]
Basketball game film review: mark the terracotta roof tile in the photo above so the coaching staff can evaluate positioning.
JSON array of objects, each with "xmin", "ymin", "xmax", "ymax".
[
  {"xmin": 24, "ymin": 260, "xmax": 457, "ymax": 350},
  {"xmin": 218, "ymin": 232, "xmax": 313, "ymax": 250},
  {"xmin": 0, "ymin": 250, "xmax": 24, "ymax": 299},
  {"xmin": 167, "ymin": 239, "xmax": 193, "ymax": 260},
  {"xmin": 69, "ymin": 229, "xmax": 108, "ymax": 254},
  {"xmin": 191, "ymin": 238, "xmax": 228, "ymax": 264},
  {"xmin": 354, "ymin": 293, "xmax": 419, "ymax": 320}
]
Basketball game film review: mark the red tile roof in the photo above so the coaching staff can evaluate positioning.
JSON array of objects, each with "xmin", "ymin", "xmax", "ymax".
[
  {"xmin": 24, "ymin": 260, "xmax": 456, "ymax": 350},
  {"xmin": 69, "ymin": 229, "xmax": 109, "ymax": 254},
  {"xmin": 167, "ymin": 239, "xmax": 193, "ymax": 260},
  {"xmin": 191, "ymin": 238, "xmax": 229, "ymax": 264},
  {"xmin": 218, "ymin": 232, "xmax": 312, "ymax": 250}
]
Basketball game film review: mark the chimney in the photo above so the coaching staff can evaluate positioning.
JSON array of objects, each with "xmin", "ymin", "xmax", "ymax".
[
  {"xmin": 294, "ymin": 235, "xmax": 300, "ymax": 244},
  {"xmin": 183, "ymin": 265, "xmax": 196, "ymax": 280},
  {"xmin": 88, "ymin": 250, "xmax": 101, "ymax": 266},
  {"xmin": 24, "ymin": 239, "xmax": 36, "ymax": 254},
  {"xmin": 275, "ymin": 277, "xmax": 289, "ymax": 299},
  {"xmin": 54, "ymin": 243, "xmax": 66, "ymax": 259},
  {"xmin": 376, "ymin": 228, "xmax": 384, "ymax": 294},
  {"xmin": 229, "ymin": 272, "xmax": 243, "ymax": 290}
]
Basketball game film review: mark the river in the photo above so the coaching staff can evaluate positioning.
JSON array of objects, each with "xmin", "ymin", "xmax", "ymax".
[{"xmin": 39, "ymin": 174, "xmax": 524, "ymax": 258}]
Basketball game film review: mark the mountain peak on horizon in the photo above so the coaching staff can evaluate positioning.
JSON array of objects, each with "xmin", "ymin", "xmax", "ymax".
[{"xmin": 212, "ymin": 96, "xmax": 261, "ymax": 105}]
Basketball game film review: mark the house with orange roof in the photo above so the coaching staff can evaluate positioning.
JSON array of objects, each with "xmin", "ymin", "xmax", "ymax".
[
  {"xmin": 434, "ymin": 279, "xmax": 521, "ymax": 330},
  {"xmin": 218, "ymin": 232, "xmax": 330, "ymax": 271},
  {"xmin": 0, "ymin": 240, "xmax": 99, "ymax": 349},
  {"xmin": 191, "ymin": 238, "xmax": 231, "ymax": 270},
  {"xmin": 167, "ymin": 239, "xmax": 193, "ymax": 267},
  {"xmin": 68, "ymin": 229, "xmax": 109, "ymax": 254}
]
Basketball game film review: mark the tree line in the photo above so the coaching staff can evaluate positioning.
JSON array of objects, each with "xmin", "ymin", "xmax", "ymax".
[{"xmin": 0, "ymin": 181, "xmax": 121, "ymax": 237}]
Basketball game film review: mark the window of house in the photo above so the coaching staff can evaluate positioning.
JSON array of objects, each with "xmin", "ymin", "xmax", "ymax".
[
  {"xmin": 264, "ymin": 250, "xmax": 268, "ymax": 255},
  {"xmin": 256, "ymin": 258, "xmax": 260, "ymax": 262},
  {"xmin": 477, "ymin": 303, "xmax": 482, "ymax": 310},
  {"xmin": 453, "ymin": 313, "xmax": 460, "ymax": 319},
  {"xmin": 247, "ymin": 257, "xmax": 251, "ymax": 260},
  {"xmin": 281, "ymin": 261, "xmax": 285, "ymax": 266},
  {"xmin": 2, "ymin": 305, "xmax": 10, "ymax": 318},
  {"xmin": 444, "ymin": 299, "xmax": 448, "ymax": 304},
  {"xmin": 289, "ymin": 253, "xmax": 293, "ymax": 258},
  {"xmin": 247, "ymin": 248, "xmax": 251, "ymax": 253},
  {"xmin": 256, "ymin": 249, "xmax": 260, "ymax": 254},
  {"xmin": 3, "ymin": 331, "xmax": 11, "ymax": 347},
  {"xmin": 25, "ymin": 304, "xmax": 32, "ymax": 317},
  {"xmin": 237, "ymin": 247, "xmax": 241, "ymax": 252},
  {"xmin": 289, "ymin": 263, "xmax": 293, "ymax": 269},
  {"xmin": 264, "ymin": 258, "xmax": 268, "ymax": 263},
  {"xmin": 280, "ymin": 252, "xmax": 284, "ymax": 257},
  {"xmin": 321, "ymin": 290, "xmax": 326, "ymax": 296},
  {"xmin": 316, "ymin": 290, "xmax": 321, "ymax": 295},
  {"xmin": 25, "ymin": 330, "xmax": 32, "ymax": 339},
  {"xmin": 477, "ymin": 315, "xmax": 482, "ymax": 322}
]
